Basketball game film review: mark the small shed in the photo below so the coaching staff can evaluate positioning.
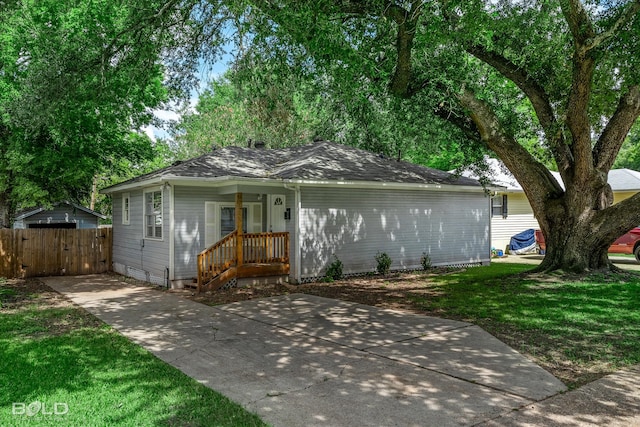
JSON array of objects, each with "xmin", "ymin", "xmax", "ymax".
[{"xmin": 13, "ymin": 202, "xmax": 106, "ymax": 229}]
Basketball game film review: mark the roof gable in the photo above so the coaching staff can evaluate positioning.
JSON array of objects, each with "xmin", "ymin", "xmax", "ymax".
[
  {"xmin": 14, "ymin": 202, "xmax": 107, "ymax": 220},
  {"xmin": 103, "ymin": 140, "xmax": 481, "ymax": 192}
]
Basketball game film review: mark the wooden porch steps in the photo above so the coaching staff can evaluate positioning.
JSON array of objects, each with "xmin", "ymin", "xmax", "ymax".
[
  {"xmin": 197, "ymin": 229, "xmax": 290, "ymax": 293},
  {"xmin": 199, "ymin": 262, "xmax": 290, "ymax": 293}
]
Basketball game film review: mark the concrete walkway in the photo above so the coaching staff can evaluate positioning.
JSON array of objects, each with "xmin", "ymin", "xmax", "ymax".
[{"xmin": 42, "ymin": 274, "xmax": 634, "ymax": 427}]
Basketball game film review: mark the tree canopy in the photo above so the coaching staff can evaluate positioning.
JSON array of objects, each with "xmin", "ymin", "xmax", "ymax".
[
  {"xmin": 3, "ymin": 0, "xmax": 640, "ymax": 273},
  {"xmin": 206, "ymin": 0, "xmax": 639, "ymax": 272},
  {"xmin": 0, "ymin": 0, "xmax": 224, "ymax": 225}
]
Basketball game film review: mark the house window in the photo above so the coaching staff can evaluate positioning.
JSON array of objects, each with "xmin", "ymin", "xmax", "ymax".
[
  {"xmin": 220, "ymin": 207, "xmax": 248, "ymax": 236},
  {"xmin": 491, "ymin": 194, "xmax": 508, "ymax": 218},
  {"xmin": 122, "ymin": 193, "xmax": 130, "ymax": 225},
  {"xmin": 144, "ymin": 190, "xmax": 162, "ymax": 238}
]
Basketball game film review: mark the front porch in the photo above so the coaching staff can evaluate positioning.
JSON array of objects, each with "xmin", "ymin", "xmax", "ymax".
[{"xmin": 196, "ymin": 193, "xmax": 290, "ymax": 292}]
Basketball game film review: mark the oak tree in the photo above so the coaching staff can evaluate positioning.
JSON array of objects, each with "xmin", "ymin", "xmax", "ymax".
[{"xmin": 231, "ymin": 0, "xmax": 640, "ymax": 273}]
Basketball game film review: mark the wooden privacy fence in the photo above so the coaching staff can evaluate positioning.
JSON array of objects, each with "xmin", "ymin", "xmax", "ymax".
[{"xmin": 0, "ymin": 228, "xmax": 112, "ymax": 278}]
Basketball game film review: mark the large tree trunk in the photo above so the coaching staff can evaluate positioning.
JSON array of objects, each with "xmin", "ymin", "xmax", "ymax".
[
  {"xmin": 0, "ymin": 191, "xmax": 15, "ymax": 229},
  {"xmin": 534, "ymin": 206, "xmax": 613, "ymax": 273},
  {"xmin": 532, "ymin": 178, "xmax": 633, "ymax": 273},
  {"xmin": 537, "ymin": 230, "xmax": 611, "ymax": 273}
]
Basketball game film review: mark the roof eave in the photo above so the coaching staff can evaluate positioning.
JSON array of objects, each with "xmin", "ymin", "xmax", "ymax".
[
  {"xmin": 101, "ymin": 174, "xmax": 489, "ymax": 194},
  {"xmin": 282, "ymin": 178, "xmax": 488, "ymax": 192}
]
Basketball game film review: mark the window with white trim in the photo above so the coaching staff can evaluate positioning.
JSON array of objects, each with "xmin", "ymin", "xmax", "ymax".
[
  {"xmin": 122, "ymin": 193, "xmax": 130, "ymax": 225},
  {"xmin": 491, "ymin": 194, "xmax": 508, "ymax": 218},
  {"xmin": 144, "ymin": 190, "xmax": 162, "ymax": 238}
]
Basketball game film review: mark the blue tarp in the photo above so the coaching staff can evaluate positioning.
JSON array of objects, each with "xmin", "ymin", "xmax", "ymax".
[{"xmin": 509, "ymin": 228, "xmax": 537, "ymax": 254}]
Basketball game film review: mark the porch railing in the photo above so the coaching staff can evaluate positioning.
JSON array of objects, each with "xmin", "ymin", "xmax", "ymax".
[
  {"xmin": 197, "ymin": 231, "xmax": 289, "ymax": 290},
  {"xmin": 197, "ymin": 230, "xmax": 237, "ymax": 288},
  {"xmin": 243, "ymin": 231, "xmax": 290, "ymax": 264}
]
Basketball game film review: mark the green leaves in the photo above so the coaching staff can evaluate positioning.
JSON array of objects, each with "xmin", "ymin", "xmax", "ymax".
[{"xmin": 0, "ymin": 0, "xmax": 175, "ymax": 220}]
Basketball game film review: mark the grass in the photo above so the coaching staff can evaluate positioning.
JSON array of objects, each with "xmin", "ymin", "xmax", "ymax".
[
  {"xmin": 405, "ymin": 263, "xmax": 640, "ymax": 388},
  {"xmin": 0, "ymin": 279, "xmax": 268, "ymax": 426}
]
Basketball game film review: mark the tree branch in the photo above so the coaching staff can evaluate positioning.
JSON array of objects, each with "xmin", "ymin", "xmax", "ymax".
[
  {"xmin": 592, "ymin": 190, "xmax": 640, "ymax": 245},
  {"xmin": 594, "ymin": 85, "xmax": 640, "ymax": 171},
  {"xmin": 465, "ymin": 45, "xmax": 572, "ymax": 173},
  {"xmin": 560, "ymin": 0, "xmax": 596, "ymax": 46},
  {"xmin": 432, "ymin": 104, "xmax": 483, "ymax": 143},
  {"xmin": 383, "ymin": 3, "xmax": 421, "ymax": 98},
  {"xmin": 584, "ymin": 0, "xmax": 640, "ymax": 53},
  {"xmin": 456, "ymin": 87, "xmax": 564, "ymax": 227},
  {"xmin": 560, "ymin": 0, "xmax": 597, "ymax": 181},
  {"xmin": 101, "ymin": 0, "xmax": 186, "ymax": 75}
]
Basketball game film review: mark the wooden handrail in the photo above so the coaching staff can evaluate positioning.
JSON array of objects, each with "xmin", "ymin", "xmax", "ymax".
[
  {"xmin": 197, "ymin": 230, "xmax": 290, "ymax": 292},
  {"xmin": 197, "ymin": 230, "xmax": 237, "ymax": 291}
]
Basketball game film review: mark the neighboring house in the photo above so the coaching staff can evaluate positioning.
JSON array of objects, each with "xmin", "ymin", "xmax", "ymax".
[
  {"xmin": 462, "ymin": 158, "xmax": 640, "ymax": 251},
  {"xmin": 13, "ymin": 202, "xmax": 106, "ymax": 229},
  {"xmin": 101, "ymin": 140, "xmax": 492, "ymax": 288}
]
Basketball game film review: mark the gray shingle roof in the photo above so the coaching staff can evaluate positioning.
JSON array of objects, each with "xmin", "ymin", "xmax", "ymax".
[
  {"xmin": 103, "ymin": 140, "xmax": 481, "ymax": 192},
  {"xmin": 14, "ymin": 201, "xmax": 106, "ymax": 220}
]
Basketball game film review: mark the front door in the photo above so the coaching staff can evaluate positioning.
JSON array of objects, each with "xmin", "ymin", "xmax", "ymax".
[{"xmin": 268, "ymin": 194, "xmax": 286, "ymax": 232}]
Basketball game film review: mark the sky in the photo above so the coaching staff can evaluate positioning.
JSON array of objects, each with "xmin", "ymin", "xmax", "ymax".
[{"xmin": 142, "ymin": 53, "xmax": 233, "ymax": 142}]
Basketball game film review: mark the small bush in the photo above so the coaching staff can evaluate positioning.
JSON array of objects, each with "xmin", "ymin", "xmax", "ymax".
[
  {"xmin": 375, "ymin": 252, "xmax": 392, "ymax": 275},
  {"xmin": 420, "ymin": 252, "xmax": 432, "ymax": 270},
  {"xmin": 325, "ymin": 254, "xmax": 344, "ymax": 281}
]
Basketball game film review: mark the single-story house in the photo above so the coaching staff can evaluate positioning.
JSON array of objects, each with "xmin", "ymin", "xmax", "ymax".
[
  {"xmin": 13, "ymin": 202, "xmax": 106, "ymax": 229},
  {"xmin": 461, "ymin": 158, "xmax": 640, "ymax": 251},
  {"xmin": 101, "ymin": 140, "xmax": 492, "ymax": 289}
]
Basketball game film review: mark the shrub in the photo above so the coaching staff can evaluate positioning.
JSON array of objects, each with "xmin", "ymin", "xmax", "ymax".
[
  {"xmin": 375, "ymin": 251, "xmax": 392, "ymax": 275},
  {"xmin": 325, "ymin": 254, "xmax": 344, "ymax": 281},
  {"xmin": 420, "ymin": 252, "xmax": 432, "ymax": 270}
]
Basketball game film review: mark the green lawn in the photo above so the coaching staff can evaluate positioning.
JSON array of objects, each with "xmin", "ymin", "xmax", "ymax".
[
  {"xmin": 0, "ymin": 280, "xmax": 267, "ymax": 427},
  {"xmin": 407, "ymin": 263, "xmax": 640, "ymax": 388}
]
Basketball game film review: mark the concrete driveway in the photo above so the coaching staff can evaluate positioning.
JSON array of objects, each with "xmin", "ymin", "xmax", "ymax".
[{"xmin": 42, "ymin": 275, "xmax": 567, "ymax": 427}]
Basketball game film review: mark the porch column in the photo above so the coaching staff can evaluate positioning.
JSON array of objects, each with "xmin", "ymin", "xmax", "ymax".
[{"xmin": 236, "ymin": 192, "xmax": 243, "ymax": 266}]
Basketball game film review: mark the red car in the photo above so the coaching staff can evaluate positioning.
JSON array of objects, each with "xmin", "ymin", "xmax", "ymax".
[
  {"xmin": 536, "ymin": 228, "xmax": 640, "ymax": 261},
  {"xmin": 609, "ymin": 227, "xmax": 640, "ymax": 260}
]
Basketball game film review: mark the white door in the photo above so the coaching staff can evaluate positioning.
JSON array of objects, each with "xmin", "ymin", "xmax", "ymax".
[{"xmin": 268, "ymin": 194, "xmax": 286, "ymax": 232}]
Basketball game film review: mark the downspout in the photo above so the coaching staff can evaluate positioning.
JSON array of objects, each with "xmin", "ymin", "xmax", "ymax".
[
  {"xmin": 284, "ymin": 183, "xmax": 301, "ymax": 283},
  {"xmin": 167, "ymin": 181, "xmax": 175, "ymax": 288}
]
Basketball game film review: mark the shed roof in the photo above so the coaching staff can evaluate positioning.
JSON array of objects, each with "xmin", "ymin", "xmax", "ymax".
[
  {"xmin": 102, "ymin": 140, "xmax": 482, "ymax": 193},
  {"xmin": 14, "ymin": 201, "xmax": 107, "ymax": 221}
]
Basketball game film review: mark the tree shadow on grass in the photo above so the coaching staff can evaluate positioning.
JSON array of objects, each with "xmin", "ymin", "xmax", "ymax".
[{"xmin": 0, "ymin": 286, "xmax": 265, "ymax": 427}]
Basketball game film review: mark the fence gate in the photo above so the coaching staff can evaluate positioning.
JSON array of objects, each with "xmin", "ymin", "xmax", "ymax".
[{"xmin": 0, "ymin": 228, "xmax": 112, "ymax": 278}]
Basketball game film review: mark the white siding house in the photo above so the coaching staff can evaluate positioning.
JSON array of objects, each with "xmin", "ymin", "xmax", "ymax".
[
  {"xmin": 463, "ymin": 158, "xmax": 640, "ymax": 252},
  {"xmin": 102, "ymin": 141, "xmax": 493, "ymax": 287}
]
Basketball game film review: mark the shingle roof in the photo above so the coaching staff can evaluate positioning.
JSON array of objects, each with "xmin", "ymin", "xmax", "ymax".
[
  {"xmin": 461, "ymin": 158, "xmax": 640, "ymax": 192},
  {"xmin": 102, "ymin": 140, "xmax": 481, "ymax": 192},
  {"xmin": 14, "ymin": 201, "xmax": 106, "ymax": 220}
]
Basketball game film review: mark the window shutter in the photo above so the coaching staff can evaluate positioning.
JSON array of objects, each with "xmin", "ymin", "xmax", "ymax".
[
  {"xmin": 502, "ymin": 195, "xmax": 508, "ymax": 218},
  {"xmin": 204, "ymin": 202, "xmax": 217, "ymax": 247},
  {"xmin": 250, "ymin": 204, "xmax": 262, "ymax": 232}
]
